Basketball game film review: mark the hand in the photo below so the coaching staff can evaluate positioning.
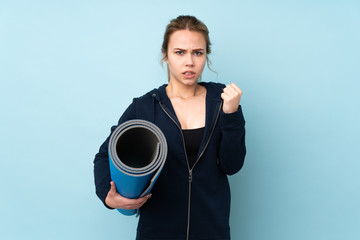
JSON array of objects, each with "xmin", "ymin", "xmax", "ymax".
[
  {"xmin": 105, "ymin": 181, "xmax": 152, "ymax": 209},
  {"xmin": 221, "ymin": 83, "xmax": 242, "ymax": 113}
]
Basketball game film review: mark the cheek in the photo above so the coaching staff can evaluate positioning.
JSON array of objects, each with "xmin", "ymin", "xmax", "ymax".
[
  {"xmin": 167, "ymin": 60, "xmax": 179, "ymax": 74},
  {"xmin": 198, "ymin": 58, "xmax": 207, "ymax": 69},
  {"xmin": 168, "ymin": 57, "xmax": 181, "ymax": 69}
]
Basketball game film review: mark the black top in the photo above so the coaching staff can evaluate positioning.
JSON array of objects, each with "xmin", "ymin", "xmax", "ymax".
[{"xmin": 182, "ymin": 127, "xmax": 205, "ymax": 169}]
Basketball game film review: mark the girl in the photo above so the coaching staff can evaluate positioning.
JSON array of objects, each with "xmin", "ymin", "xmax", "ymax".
[{"xmin": 94, "ymin": 15, "xmax": 246, "ymax": 240}]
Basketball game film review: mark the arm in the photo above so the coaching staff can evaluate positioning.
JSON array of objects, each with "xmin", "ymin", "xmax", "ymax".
[
  {"xmin": 93, "ymin": 98, "xmax": 151, "ymax": 209},
  {"xmin": 218, "ymin": 83, "xmax": 246, "ymax": 175}
]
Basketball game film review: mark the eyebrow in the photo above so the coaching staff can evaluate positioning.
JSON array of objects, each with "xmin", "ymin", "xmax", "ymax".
[{"xmin": 173, "ymin": 48, "xmax": 205, "ymax": 52}]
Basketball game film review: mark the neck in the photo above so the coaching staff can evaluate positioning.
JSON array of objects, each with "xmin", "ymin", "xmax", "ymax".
[{"xmin": 166, "ymin": 81, "xmax": 200, "ymax": 99}]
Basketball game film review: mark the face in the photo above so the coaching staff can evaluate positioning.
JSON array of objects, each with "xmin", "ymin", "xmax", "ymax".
[{"xmin": 164, "ymin": 30, "xmax": 207, "ymax": 86}]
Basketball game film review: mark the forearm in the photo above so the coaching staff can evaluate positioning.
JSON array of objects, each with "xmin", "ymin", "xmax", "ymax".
[
  {"xmin": 94, "ymin": 138, "xmax": 113, "ymax": 208},
  {"xmin": 218, "ymin": 106, "xmax": 246, "ymax": 175}
]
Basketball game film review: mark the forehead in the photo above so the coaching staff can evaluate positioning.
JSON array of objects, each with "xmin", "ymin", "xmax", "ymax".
[{"xmin": 168, "ymin": 30, "xmax": 206, "ymax": 49}]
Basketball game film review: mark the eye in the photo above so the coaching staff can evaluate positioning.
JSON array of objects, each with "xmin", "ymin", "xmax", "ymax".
[
  {"xmin": 175, "ymin": 51, "xmax": 184, "ymax": 55},
  {"xmin": 194, "ymin": 51, "xmax": 203, "ymax": 56}
]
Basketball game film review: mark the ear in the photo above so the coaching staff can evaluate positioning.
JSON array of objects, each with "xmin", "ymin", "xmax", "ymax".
[{"xmin": 162, "ymin": 52, "xmax": 168, "ymax": 64}]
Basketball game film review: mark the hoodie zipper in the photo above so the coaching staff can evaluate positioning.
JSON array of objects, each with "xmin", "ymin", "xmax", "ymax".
[
  {"xmin": 158, "ymin": 102, "xmax": 192, "ymax": 239},
  {"xmin": 192, "ymin": 100, "xmax": 223, "ymax": 170},
  {"xmin": 158, "ymin": 100, "xmax": 222, "ymax": 240},
  {"xmin": 184, "ymin": 102, "xmax": 222, "ymax": 240}
]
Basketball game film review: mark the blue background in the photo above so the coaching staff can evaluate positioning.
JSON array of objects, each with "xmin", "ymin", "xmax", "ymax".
[{"xmin": 1, "ymin": 0, "xmax": 359, "ymax": 239}]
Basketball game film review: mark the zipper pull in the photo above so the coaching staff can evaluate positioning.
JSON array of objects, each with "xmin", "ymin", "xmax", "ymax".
[{"xmin": 189, "ymin": 169, "xmax": 193, "ymax": 183}]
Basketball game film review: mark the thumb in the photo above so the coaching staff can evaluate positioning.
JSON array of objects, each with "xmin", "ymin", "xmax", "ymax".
[
  {"xmin": 109, "ymin": 181, "xmax": 117, "ymax": 193},
  {"xmin": 220, "ymin": 92, "xmax": 225, "ymax": 100}
]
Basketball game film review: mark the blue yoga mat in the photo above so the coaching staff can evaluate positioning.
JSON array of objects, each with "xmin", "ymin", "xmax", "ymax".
[{"xmin": 108, "ymin": 119, "xmax": 168, "ymax": 216}]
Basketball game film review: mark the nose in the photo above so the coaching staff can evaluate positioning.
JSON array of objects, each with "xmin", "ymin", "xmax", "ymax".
[{"xmin": 185, "ymin": 53, "xmax": 194, "ymax": 66}]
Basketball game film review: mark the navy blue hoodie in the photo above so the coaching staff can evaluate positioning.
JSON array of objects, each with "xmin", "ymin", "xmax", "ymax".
[{"xmin": 94, "ymin": 82, "xmax": 246, "ymax": 240}]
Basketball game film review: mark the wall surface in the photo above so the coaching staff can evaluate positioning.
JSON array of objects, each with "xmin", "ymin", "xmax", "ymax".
[{"xmin": 1, "ymin": 0, "xmax": 359, "ymax": 239}]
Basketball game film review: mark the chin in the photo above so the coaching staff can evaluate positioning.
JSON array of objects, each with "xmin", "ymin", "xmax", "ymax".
[
  {"xmin": 183, "ymin": 76, "xmax": 201, "ymax": 84},
  {"xmin": 182, "ymin": 79, "xmax": 198, "ymax": 86},
  {"xmin": 170, "ymin": 75, "xmax": 200, "ymax": 86}
]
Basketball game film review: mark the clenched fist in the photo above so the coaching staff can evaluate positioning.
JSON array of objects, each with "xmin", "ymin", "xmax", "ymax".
[{"xmin": 221, "ymin": 83, "xmax": 242, "ymax": 114}]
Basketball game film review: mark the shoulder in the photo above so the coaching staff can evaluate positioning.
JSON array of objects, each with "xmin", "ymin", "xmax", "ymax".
[
  {"xmin": 201, "ymin": 81, "xmax": 226, "ymax": 89},
  {"xmin": 201, "ymin": 81, "xmax": 225, "ymax": 92},
  {"xmin": 135, "ymin": 91, "xmax": 154, "ymax": 103},
  {"xmin": 134, "ymin": 84, "xmax": 165, "ymax": 102},
  {"xmin": 200, "ymin": 81, "xmax": 225, "ymax": 100}
]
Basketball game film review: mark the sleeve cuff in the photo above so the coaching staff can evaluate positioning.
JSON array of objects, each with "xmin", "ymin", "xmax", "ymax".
[{"xmin": 220, "ymin": 105, "xmax": 245, "ymax": 129}]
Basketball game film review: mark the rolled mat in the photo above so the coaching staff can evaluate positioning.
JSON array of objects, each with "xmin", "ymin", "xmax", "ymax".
[{"xmin": 108, "ymin": 119, "xmax": 168, "ymax": 216}]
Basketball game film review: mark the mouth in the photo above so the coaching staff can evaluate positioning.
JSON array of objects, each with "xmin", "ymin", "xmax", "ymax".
[{"xmin": 182, "ymin": 71, "xmax": 196, "ymax": 79}]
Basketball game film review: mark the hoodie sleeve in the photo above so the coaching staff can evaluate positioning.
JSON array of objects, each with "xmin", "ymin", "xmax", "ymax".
[
  {"xmin": 93, "ymin": 98, "xmax": 137, "ymax": 208},
  {"xmin": 218, "ymin": 105, "xmax": 246, "ymax": 175}
]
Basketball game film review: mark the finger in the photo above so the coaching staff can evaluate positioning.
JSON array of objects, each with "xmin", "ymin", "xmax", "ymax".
[
  {"xmin": 223, "ymin": 86, "xmax": 236, "ymax": 98},
  {"xmin": 125, "ymin": 194, "xmax": 152, "ymax": 206},
  {"xmin": 227, "ymin": 84, "xmax": 240, "ymax": 96},
  {"xmin": 225, "ymin": 84, "xmax": 242, "ymax": 100},
  {"xmin": 123, "ymin": 194, "xmax": 152, "ymax": 209},
  {"xmin": 137, "ymin": 194, "xmax": 152, "ymax": 204},
  {"xmin": 230, "ymin": 83, "xmax": 242, "ymax": 95},
  {"xmin": 221, "ymin": 92, "xmax": 230, "ymax": 102}
]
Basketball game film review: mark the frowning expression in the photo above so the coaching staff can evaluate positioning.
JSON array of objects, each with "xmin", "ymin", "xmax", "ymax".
[{"xmin": 164, "ymin": 30, "xmax": 207, "ymax": 86}]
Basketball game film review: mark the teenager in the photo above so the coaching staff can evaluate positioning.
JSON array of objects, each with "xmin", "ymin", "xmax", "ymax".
[{"xmin": 94, "ymin": 15, "xmax": 246, "ymax": 240}]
